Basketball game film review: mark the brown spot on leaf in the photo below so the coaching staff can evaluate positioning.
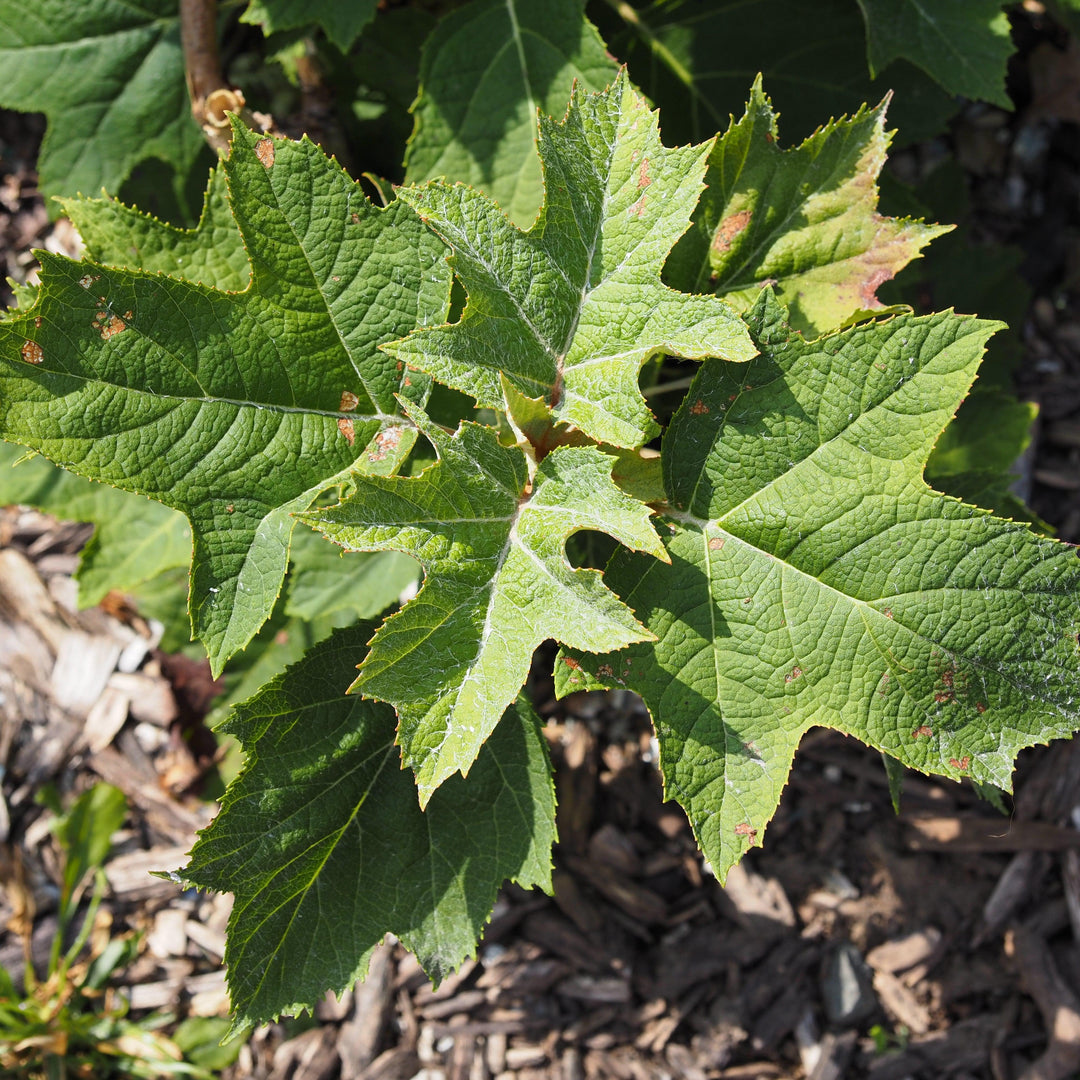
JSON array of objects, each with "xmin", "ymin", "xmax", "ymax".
[
  {"xmin": 734, "ymin": 822, "xmax": 758, "ymax": 842},
  {"xmin": 226, "ymin": 504, "xmax": 234, "ymax": 513},
  {"xmin": 708, "ymin": 537, "xmax": 725, "ymax": 551},
  {"xmin": 883, "ymin": 608, "xmax": 894, "ymax": 619},
  {"xmin": 99, "ymin": 314, "xmax": 127, "ymax": 340},
  {"xmin": 711, "ymin": 210, "xmax": 753, "ymax": 255},
  {"xmin": 351, "ymin": 212, "xmax": 360, "ymax": 224},
  {"xmin": 33, "ymin": 316, "xmax": 41, "ymax": 328},
  {"xmin": 859, "ymin": 267, "xmax": 894, "ymax": 309},
  {"xmin": 20, "ymin": 340, "xmax": 43, "ymax": 364},
  {"xmin": 339, "ymin": 391, "xmax": 359, "ymax": 412},
  {"xmin": 337, "ymin": 417, "xmax": 355, "ymax": 444},
  {"xmin": 628, "ymin": 194, "xmax": 648, "ymax": 217},
  {"xmin": 367, "ymin": 426, "xmax": 403, "ymax": 463},
  {"xmin": 597, "ymin": 664, "xmax": 614, "ymax": 678},
  {"xmin": 563, "ymin": 657, "xmax": 582, "ymax": 671},
  {"xmin": 949, "ymin": 756, "xmax": 971, "ymax": 771},
  {"xmin": 912, "ymin": 725, "xmax": 933, "ymax": 740},
  {"xmin": 78, "ymin": 274, "xmax": 99, "ymax": 290},
  {"xmin": 637, "ymin": 157, "xmax": 651, "ymax": 189},
  {"xmin": 255, "ymin": 138, "xmax": 275, "ymax": 167},
  {"xmin": 785, "ymin": 666, "xmax": 802, "ymax": 683},
  {"xmin": 976, "ymin": 702, "xmax": 987, "ymax": 714},
  {"xmin": 689, "ymin": 399, "xmax": 709, "ymax": 415}
]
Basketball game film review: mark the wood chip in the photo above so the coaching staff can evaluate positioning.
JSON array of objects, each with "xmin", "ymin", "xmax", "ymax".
[
  {"xmin": 50, "ymin": 629, "xmax": 123, "ymax": 719},
  {"xmin": 1009, "ymin": 924, "xmax": 1080, "ymax": 1080},
  {"xmin": 83, "ymin": 684, "xmax": 129, "ymax": 752},
  {"xmin": 866, "ymin": 927, "xmax": 944, "ymax": 975},
  {"xmin": 905, "ymin": 814, "xmax": 1080, "ymax": 852},
  {"xmin": 873, "ymin": 970, "xmax": 932, "ymax": 1034}
]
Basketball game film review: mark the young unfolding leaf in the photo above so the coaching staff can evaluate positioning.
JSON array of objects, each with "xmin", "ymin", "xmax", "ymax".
[
  {"xmin": 665, "ymin": 80, "xmax": 948, "ymax": 337},
  {"xmin": 560, "ymin": 292, "xmax": 1080, "ymax": 878},
  {"xmin": 302, "ymin": 399, "xmax": 666, "ymax": 804},
  {"xmin": 0, "ymin": 121, "xmax": 451, "ymax": 675},
  {"xmin": 404, "ymin": 0, "xmax": 617, "ymax": 226},
  {"xmin": 182, "ymin": 624, "xmax": 556, "ymax": 1033},
  {"xmin": 390, "ymin": 71, "xmax": 757, "ymax": 450}
]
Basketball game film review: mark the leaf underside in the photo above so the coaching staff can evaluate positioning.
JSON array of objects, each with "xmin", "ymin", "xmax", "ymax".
[
  {"xmin": 240, "ymin": 0, "xmax": 378, "ymax": 51},
  {"xmin": 561, "ymin": 292, "xmax": 1080, "ymax": 879}
]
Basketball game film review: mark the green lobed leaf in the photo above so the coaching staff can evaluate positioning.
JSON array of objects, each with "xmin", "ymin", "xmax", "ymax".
[
  {"xmin": 0, "ymin": 121, "xmax": 451, "ymax": 675},
  {"xmin": 61, "ymin": 166, "xmax": 250, "ymax": 292},
  {"xmin": 0, "ymin": 441, "xmax": 191, "ymax": 608},
  {"xmin": 0, "ymin": 0, "xmax": 204, "ymax": 206},
  {"xmin": 592, "ymin": 0, "xmax": 960, "ymax": 147},
  {"xmin": 560, "ymin": 291, "xmax": 1080, "ymax": 879},
  {"xmin": 284, "ymin": 526, "xmax": 418, "ymax": 622},
  {"xmin": 182, "ymin": 623, "xmax": 556, "ymax": 1031},
  {"xmin": 405, "ymin": 0, "xmax": 618, "ymax": 226},
  {"xmin": 392, "ymin": 71, "xmax": 757, "ymax": 450},
  {"xmin": 240, "ymin": 0, "xmax": 377, "ymax": 50},
  {"xmin": 856, "ymin": 0, "xmax": 1012, "ymax": 107},
  {"xmin": 302, "ymin": 398, "xmax": 666, "ymax": 804},
  {"xmin": 665, "ymin": 80, "xmax": 950, "ymax": 337}
]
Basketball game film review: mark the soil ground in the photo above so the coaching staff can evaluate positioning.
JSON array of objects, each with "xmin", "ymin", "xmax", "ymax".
[{"xmin": 5, "ymin": 11, "xmax": 1080, "ymax": 1079}]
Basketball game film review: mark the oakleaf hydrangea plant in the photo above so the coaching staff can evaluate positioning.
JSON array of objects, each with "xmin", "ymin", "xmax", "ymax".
[{"xmin": 1, "ymin": 3, "xmax": 1078, "ymax": 1034}]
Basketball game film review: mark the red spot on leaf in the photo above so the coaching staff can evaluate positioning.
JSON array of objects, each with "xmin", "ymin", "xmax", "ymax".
[
  {"xmin": 711, "ymin": 210, "xmax": 753, "ymax": 255},
  {"xmin": 949, "ymin": 756, "xmax": 971, "ymax": 771},
  {"xmin": 690, "ymin": 399, "xmax": 709, "ymax": 415},
  {"xmin": 563, "ymin": 657, "xmax": 582, "ymax": 670},
  {"xmin": 734, "ymin": 822, "xmax": 758, "ymax": 842}
]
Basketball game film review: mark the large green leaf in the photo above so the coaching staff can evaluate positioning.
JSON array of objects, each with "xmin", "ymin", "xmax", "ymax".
[
  {"xmin": 392, "ymin": 72, "xmax": 756, "ymax": 450},
  {"xmin": 0, "ymin": 441, "xmax": 190, "ymax": 608},
  {"xmin": 856, "ymin": 0, "xmax": 1012, "ymax": 107},
  {"xmin": 665, "ymin": 80, "xmax": 949, "ymax": 337},
  {"xmin": 0, "ymin": 0, "xmax": 204, "ymax": 205},
  {"xmin": 302, "ymin": 398, "xmax": 665, "ymax": 804},
  {"xmin": 591, "ymin": 0, "xmax": 959, "ymax": 147},
  {"xmin": 561, "ymin": 292, "xmax": 1080, "ymax": 878},
  {"xmin": 182, "ymin": 623, "xmax": 556, "ymax": 1031},
  {"xmin": 61, "ymin": 166, "xmax": 249, "ymax": 292},
  {"xmin": 0, "ymin": 121, "xmax": 451, "ymax": 675},
  {"xmin": 405, "ymin": 0, "xmax": 618, "ymax": 226},
  {"xmin": 241, "ymin": 0, "xmax": 377, "ymax": 50}
]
